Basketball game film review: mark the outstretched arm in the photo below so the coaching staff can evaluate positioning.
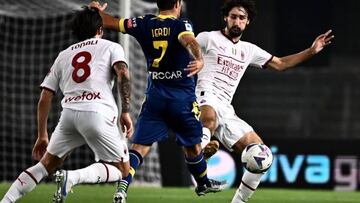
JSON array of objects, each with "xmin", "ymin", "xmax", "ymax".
[
  {"xmin": 179, "ymin": 34, "xmax": 204, "ymax": 77},
  {"xmin": 267, "ymin": 29, "xmax": 334, "ymax": 71},
  {"xmin": 113, "ymin": 62, "xmax": 133, "ymax": 138},
  {"xmin": 89, "ymin": 1, "xmax": 120, "ymax": 32}
]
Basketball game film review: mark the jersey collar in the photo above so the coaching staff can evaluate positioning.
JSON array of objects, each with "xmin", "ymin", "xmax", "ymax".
[
  {"xmin": 221, "ymin": 29, "xmax": 240, "ymax": 44},
  {"xmin": 157, "ymin": 14, "xmax": 177, "ymax": 19}
]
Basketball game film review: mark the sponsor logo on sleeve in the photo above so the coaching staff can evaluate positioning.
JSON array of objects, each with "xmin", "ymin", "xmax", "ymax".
[
  {"xmin": 127, "ymin": 19, "xmax": 133, "ymax": 29},
  {"xmin": 185, "ymin": 22, "xmax": 193, "ymax": 32}
]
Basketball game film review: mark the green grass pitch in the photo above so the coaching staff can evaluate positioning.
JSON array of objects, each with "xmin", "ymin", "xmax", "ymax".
[{"xmin": 1, "ymin": 183, "xmax": 360, "ymax": 203}]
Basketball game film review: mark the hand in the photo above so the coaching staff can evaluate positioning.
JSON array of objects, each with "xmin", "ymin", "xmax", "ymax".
[
  {"xmin": 120, "ymin": 112, "xmax": 134, "ymax": 138},
  {"xmin": 310, "ymin": 29, "xmax": 334, "ymax": 54},
  {"xmin": 32, "ymin": 135, "xmax": 49, "ymax": 161},
  {"xmin": 89, "ymin": 1, "xmax": 108, "ymax": 11},
  {"xmin": 185, "ymin": 59, "xmax": 204, "ymax": 77}
]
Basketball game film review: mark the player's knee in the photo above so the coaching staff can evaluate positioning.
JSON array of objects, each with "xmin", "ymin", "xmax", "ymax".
[
  {"xmin": 233, "ymin": 131, "xmax": 264, "ymax": 153},
  {"xmin": 184, "ymin": 144, "xmax": 202, "ymax": 158},
  {"xmin": 200, "ymin": 116, "xmax": 217, "ymax": 133}
]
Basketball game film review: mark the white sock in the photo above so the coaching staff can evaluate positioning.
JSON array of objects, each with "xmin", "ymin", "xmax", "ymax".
[
  {"xmin": 67, "ymin": 163, "xmax": 122, "ymax": 187},
  {"xmin": 1, "ymin": 162, "xmax": 48, "ymax": 203},
  {"xmin": 201, "ymin": 127, "xmax": 211, "ymax": 149},
  {"xmin": 231, "ymin": 170, "xmax": 263, "ymax": 203}
]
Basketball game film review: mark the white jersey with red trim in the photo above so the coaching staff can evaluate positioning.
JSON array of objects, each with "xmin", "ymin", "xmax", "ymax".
[
  {"xmin": 40, "ymin": 38, "xmax": 127, "ymax": 118},
  {"xmin": 196, "ymin": 30, "xmax": 272, "ymax": 104}
]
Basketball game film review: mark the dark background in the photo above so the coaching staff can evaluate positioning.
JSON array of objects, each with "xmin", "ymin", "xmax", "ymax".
[
  {"xmin": 186, "ymin": 0, "xmax": 360, "ymax": 140},
  {"xmin": 0, "ymin": 0, "xmax": 359, "ymax": 189}
]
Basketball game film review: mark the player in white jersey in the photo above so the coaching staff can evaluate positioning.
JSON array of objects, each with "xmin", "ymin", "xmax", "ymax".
[
  {"xmin": 1, "ymin": 7, "xmax": 132, "ymax": 203},
  {"xmin": 196, "ymin": 0, "xmax": 334, "ymax": 203}
]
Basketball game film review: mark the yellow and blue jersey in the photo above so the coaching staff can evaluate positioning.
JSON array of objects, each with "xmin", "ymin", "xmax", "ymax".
[
  {"xmin": 120, "ymin": 14, "xmax": 202, "ymax": 146},
  {"xmin": 119, "ymin": 14, "xmax": 196, "ymax": 100}
]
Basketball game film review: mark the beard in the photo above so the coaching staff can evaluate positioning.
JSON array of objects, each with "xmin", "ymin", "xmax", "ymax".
[{"xmin": 228, "ymin": 26, "xmax": 243, "ymax": 38}]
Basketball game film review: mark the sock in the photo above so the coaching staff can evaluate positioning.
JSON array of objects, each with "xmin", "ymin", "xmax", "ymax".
[
  {"xmin": 117, "ymin": 149, "xmax": 143, "ymax": 193},
  {"xmin": 1, "ymin": 162, "xmax": 48, "ymax": 203},
  {"xmin": 185, "ymin": 152, "xmax": 209, "ymax": 186},
  {"xmin": 67, "ymin": 162, "xmax": 122, "ymax": 188},
  {"xmin": 231, "ymin": 170, "xmax": 263, "ymax": 203},
  {"xmin": 200, "ymin": 127, "xmax": 211, "ymax": 149}
]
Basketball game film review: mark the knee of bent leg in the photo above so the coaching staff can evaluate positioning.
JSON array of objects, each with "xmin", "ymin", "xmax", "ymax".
[
  {"xmin": 233, "ymin": 131, "xmax": 264, "ymax": 154},
  {"xmin": 200, "ymin": 109, "xmax": 217, "ymax": 133},
  {"xmin": 110, "ymin": 161, "xmax": 130, "ymax": 178}
]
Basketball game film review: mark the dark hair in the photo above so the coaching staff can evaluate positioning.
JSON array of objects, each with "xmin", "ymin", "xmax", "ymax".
[
  {"xmin": 157, "ymin": 0, "xmax": 179, "ymax": 11},
  {"xmin": 71, "ymin": 6, "xmax": 103, "ymax": 41},
  {"xmin": 221, "ymin": 0, "xmax": 257, "ymax": 22}
]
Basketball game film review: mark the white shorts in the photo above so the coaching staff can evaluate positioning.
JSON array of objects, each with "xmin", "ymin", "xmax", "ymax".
[
  {"xmin": 47, "ymin": 108, "xmax": 129, "ymax": 163},
  {"xmin": 197, "ymin": 91, "xmax": 254, "ymax": 151}
]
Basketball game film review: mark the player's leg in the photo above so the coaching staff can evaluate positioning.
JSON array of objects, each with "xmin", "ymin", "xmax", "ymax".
[
  {"xmin": 230, "ymin": 131, "xmax": 265, "ymax": 203},
  {"xmin": 199, "ymin": 105, "xmax": 220, "ymax": 159},
  {"xmin": 1, "ymin": 109, "xmax": 78, "ymax": 203},
  {"xmin": 0, "ymin": 152, "xmax": 64, "ymax": 203},
  {"xmin": 183, "ymin": 144, "xmax": 226, "ymax": 196},
  {"xmin": 56, "ymin": 111, "xmax": 130, "ymax": 194},
  {"xmin": 210, "ymin": 104, "xmax": 270, "ymax": 203},
  {"xmin": 170, "ymin": 100, "xmax": 226, "ymax": 195},
  {"xmin": 114, "ymin": 143, "xmax": 151, "ymax": 202},
  {"xmin": 115, "ymin": 96, "xmax": 169, "ymax": 199}
]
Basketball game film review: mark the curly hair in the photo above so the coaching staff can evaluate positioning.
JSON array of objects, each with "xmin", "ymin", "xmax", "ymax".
[{"xmin": 221, "ymin": 0, "xmax": 257, "ymax": 22}]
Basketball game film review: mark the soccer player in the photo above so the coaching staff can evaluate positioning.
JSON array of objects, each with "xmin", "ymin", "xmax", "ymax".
[
  {"xmin": 196, "ymin": 0, "xmax": 334, "ymax": 202},
  {"xmin": 90, "ymin": 0, "xmax": 226, "ymax": 202},
  {"xmin": 0, "ymin": 7, "xmax": 132, "ymax": 203}
]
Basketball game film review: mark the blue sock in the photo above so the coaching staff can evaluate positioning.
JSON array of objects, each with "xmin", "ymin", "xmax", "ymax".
[
  {"xmin": 185, "ymin": 152, "xmax": 210, "ymax": 186},
  {"xmin": 118, "ymin": 149, "xmax": 143, "ymax": 192}
]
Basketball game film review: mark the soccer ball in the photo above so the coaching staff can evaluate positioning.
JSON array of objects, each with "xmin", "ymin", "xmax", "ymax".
[{"xmin": 241, "ymin": 143, "xmax": 273, "ymax": 173}]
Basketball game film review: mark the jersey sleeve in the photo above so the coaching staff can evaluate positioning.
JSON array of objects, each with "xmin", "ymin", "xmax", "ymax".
[
  {"xmin": 196, "ymin": 32, "xmax": 209, "ymax": 54},
  {"xmin": 177, "ymin": 18, "xmax": 195, "ymax": 40},
  {"xmin": 40, "ymin": 54, "xmax": 60, "ymax": 93},
  {"xmin": 109, "ymin": 43, "xmax": 128, "ymax": 68},
  {"xmin": 249, "ymin": 44, "xmax": 273, "ymax": 68},
  {"xmin": 119, "ymin": 16, "xmax": 143, "ymax": 39}
]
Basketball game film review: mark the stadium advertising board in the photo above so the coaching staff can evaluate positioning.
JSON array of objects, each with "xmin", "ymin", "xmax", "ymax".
[{"xmin": 216, "ymin": 139, "xmax": 360, "ymax": 191}]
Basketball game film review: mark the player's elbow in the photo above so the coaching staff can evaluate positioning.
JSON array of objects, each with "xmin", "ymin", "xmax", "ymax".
[{"xmin": 268, "ymin": 59, "xmax": 289, "ymax": 72}]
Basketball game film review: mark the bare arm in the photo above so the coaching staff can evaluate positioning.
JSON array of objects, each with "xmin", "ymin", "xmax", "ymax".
[
  {"xmin": 89, "ymin": 1, "xmax": 121, "ymax": 32},
  {"xmin": 179, "ymin": 33, "xmax": 204, "ymax": 77},
  {"xmin": 113, "ymin": 62, "xmax": 133, "ymax": 137},
  {"xmin": 267, "ymin": 30, "xmax": 334, "ymax": 71},
  {"xmin": 33, "ymin": 89, "xmax": 53, "ymax": 160},
  {"xmin": 37, "ymin": 89, "xmax": 53, "ymax": 139},
  {"xmin": 114, "ymin": 62, "xmax": 131, "ymax": 113}
]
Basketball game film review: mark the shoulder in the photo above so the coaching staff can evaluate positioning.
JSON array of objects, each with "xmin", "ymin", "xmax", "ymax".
[
  {"xmin": 178, "ymin": 17, "xmax": 192, "ymax": 23},
  {"xmin": 177, "ymin": 18, "xmax": 193, "ymax": 27},
  {"xmin": 138, "ymin": 14, "xmax": 155, "ymax": 22},
  {"xmin": 143, "ymin": 14, "xmax": 154, "ymax": 19},
  {"xmin": 196, "ymin": 31, "xmax": 210, "ymax": 38},
  {"xmin": 239, "ymin": 40, "xmax": 259, "ymax": 48},
  {"xmin": 196, "ymin": 30, "xmax": 220, "ymax": 43},
  {"xmin": 175, "ymin": 18, "xmax": 194, "ymax": 33},
  {"xmin": 106, "ymin": 40, "xmax": 124, "ymax": 52},
  {"xmin": 197, "ymin": 30, "xmax": 221, "ymax": 38}
]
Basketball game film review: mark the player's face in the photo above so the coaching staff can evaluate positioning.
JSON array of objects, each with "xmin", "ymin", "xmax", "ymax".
[
  {"xmin": 225, "ymin": 6, "xmax": 250, "ymax": 38},
  {"xmin": 97, "ymin": 26, "xmax": 104, "ymax": 38}
]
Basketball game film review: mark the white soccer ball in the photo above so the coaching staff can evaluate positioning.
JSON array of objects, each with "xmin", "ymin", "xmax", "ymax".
[{"xmin": 241, "ymin": 143, "xmax": 273, "ymax": 173}]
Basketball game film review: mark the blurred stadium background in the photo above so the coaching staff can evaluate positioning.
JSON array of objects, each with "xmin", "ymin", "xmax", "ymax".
[{"xmin": 0, "ymin": 0, "xmax": 360, "ymax": 201}]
